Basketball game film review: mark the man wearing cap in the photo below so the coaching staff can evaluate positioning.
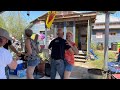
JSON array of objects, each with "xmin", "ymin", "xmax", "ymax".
[{"xmin": 0, "ymin": 27, "xmax": 18, "ymax": 79}]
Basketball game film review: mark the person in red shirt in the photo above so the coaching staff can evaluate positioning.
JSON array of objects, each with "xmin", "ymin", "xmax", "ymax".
[
  {"xmin": 64, "ymin": 32, "xmax": 79, "ymax": 79},
  {"xmin": 117, "ymin": 48, "xmax": 120, "ymax": 62}
]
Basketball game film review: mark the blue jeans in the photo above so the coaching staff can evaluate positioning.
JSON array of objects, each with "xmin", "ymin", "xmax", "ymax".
[{"xmin": 50, "ymin": 59, "xmax": 65, "ymax": 79}]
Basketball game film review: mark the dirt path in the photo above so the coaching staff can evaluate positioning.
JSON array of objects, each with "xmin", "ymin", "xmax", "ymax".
[{"xmin": 70, "ymin": 61, "xmax": 95, "ymax": 79}]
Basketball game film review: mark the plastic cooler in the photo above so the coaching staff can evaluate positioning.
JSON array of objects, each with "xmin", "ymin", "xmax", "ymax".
[{"xmin": 9, "ymin": 60, "xmax": 24, "ymax": 75}]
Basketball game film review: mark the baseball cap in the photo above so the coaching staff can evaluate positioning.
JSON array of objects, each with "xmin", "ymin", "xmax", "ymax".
[{"xmin": 0, "ymin": 27, "xmax": 12, "ymax": 40}]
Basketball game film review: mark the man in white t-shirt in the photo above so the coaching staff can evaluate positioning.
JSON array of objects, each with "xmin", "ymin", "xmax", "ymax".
[{"xmin": 0, "ymin": 27, "xmax": 17, "ymax": 79}]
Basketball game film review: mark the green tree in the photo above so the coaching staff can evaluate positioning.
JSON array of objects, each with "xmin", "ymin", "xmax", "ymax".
[
  {"xmin": 0, "ymin": 16, "xmax": 6, "ymax": 29},
  {"xmin": 0, "ymin": 11, "xmax": 29, "ymax": 40}
]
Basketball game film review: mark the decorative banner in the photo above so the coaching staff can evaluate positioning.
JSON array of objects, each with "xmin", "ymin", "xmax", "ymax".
[{"xmin": 46, "ymin": 11, "xmax": 56, "ymax": 29}]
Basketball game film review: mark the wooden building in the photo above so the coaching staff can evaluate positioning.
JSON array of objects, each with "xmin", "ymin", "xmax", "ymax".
[
  {"xmin": 92, "ymin": 14, "xmax": 120, "ymax": 51},
  {"xmin": 30, "ymin": 11, "xmax": 97, "ymax": 55}
]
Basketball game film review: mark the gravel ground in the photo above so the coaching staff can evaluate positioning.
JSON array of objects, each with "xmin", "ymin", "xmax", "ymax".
[{"xmin": 9, "ymin": 62, "xmax": 94, "ymax": 79}]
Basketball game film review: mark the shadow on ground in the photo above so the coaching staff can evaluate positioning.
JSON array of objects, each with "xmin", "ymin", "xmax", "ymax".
[{"xmin": 70, "ymin": 62, "xmax": 103, "ymax": 79}]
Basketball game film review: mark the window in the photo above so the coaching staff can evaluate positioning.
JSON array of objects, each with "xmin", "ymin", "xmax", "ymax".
[
  {"xmin": 96, "ymin": 32, "xmax": 103, "ymax": 38},
  {"xmin": 110, "ymin": 32, "xmax": 116, "ymax": 36}
]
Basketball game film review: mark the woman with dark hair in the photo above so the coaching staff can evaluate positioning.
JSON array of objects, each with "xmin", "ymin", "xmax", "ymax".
[{"xmin": 24, "ymin": 29, "xmax": 40, "ymax": 79}]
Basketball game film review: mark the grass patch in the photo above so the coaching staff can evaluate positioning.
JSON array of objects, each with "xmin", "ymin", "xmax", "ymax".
[{"xmin": 88, "ymin": 50, "xmax": 117, "ymax": 69}]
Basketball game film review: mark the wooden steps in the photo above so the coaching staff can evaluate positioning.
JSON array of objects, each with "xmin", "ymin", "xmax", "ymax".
[
  {"xmin": 74, "ymin": 59, "xmax": 87, "ymax": 63},
  {"xmin": 74, "ymin": 50, "xmax": 87, "ymax": 63},
  {"xmin": 74, "ymin": 55, "xmax": 86, "ymax": 59}
]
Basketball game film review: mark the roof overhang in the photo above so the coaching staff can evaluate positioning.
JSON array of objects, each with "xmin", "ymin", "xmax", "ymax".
[
  {"xmin": 97, "ymin": 11, "xmax": 116, "ymax": 14},
  {"xmin": 30, "ymin": 11, "xmax": 97, "ymax": 24}
]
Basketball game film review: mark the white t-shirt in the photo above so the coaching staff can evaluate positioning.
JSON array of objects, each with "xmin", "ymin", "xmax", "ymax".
[{"xmin": 0, "ymin": 47, "xmax": 12, "ymax": 79}]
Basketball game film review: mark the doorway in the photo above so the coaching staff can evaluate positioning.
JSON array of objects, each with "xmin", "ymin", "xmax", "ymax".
[{"xmin": 77, "ymin": 25, "xmax": 87, "ymax": 51}]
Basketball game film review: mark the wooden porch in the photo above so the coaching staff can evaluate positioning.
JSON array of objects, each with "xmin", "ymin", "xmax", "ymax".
[{"xmin": 30, "ymin": 11, "xmax": 97, "ymax": 61}]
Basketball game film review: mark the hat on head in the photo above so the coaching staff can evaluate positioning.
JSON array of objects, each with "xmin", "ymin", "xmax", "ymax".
[{"xmin": 0, "ymin": 27, "xmax": 12, "ymax": 40}]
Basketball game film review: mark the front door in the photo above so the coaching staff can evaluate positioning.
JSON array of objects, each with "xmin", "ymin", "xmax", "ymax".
[{"xmin": 77, "ymin": 25, "xmax": 87, "ymax": 51}]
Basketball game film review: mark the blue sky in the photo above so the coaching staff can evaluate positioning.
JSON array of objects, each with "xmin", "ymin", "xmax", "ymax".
[
  {"xmin": 24, "ymin": 11, "xmax": 120, "ymax": 34},
  {"xmin": 1, "ymin": 11, "xmax": 120, "ymax": 34},
  {"xmin": 21, "ymin": 11, "xmax": 47, "ymax": 23},
  {"xmin": 1, "ymin": 11, "xmax": 120, "ymax": 24},
  {"xmin": 111, "ymin": 11, "xmax": 120, "ymax": 17},
  {"xmin": 20, "ymin": 11, "xmax": 120, "ymax": 23}
]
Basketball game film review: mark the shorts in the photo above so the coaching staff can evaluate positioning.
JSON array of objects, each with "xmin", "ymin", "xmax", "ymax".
[
  {"xmin": 64, "ymin": 60, "xmax": 73, "ymax": 72},
  {"xmin": 27, "ymin": 59, "xmax": 40, "ymax": 67}
]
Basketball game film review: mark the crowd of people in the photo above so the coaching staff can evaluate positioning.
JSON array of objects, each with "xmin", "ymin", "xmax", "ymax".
[{"xmin": 0, "ymin": 27, "xmax": 79, "ymax": 79}]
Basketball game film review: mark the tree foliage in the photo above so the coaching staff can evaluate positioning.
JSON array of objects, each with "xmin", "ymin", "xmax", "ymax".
[{"xmin": 0, "ymin": 11, "xmax": 29, "ymax": 40}]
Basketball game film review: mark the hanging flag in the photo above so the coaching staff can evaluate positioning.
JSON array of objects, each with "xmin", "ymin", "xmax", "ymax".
[{"xmin": 46, "ymin": 11, "xmax": 56, "ymax": 29}]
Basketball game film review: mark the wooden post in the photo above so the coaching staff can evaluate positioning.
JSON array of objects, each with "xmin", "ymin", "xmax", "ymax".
[
  {"xmin": 73, "ymin": 21, "xmax": 76, "ymax": 42},
  {"xmin": 64, "ymin": 22, "xmax": 67, "ymax": 39},
  {"xmin": 90, "ymin": 21, "xmax": 92, "ymax": 45},
  {"xmin": 87, "ymin": 20, "xmax": 91, "ymax": 56},
  {"xmin": 104, "ymin": 11, "xmax": 110, "ymax": 71},
  {"xmin": 45, "ymin": 24, "xmax": 47, "ymax": 49},
  {"xmin": 54, "ymin": 25, "xmax": 57, "ymax": 38}
]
